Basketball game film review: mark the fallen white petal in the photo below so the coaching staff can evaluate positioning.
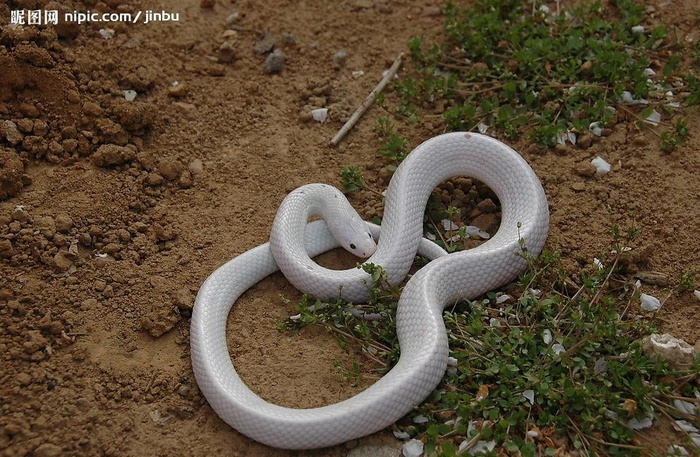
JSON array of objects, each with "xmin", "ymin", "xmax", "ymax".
[
  {"xmin": 594, "ymin": 258, "xmax": 604, "ymax": 269},
  {"xmin": 442, "ymin": 219, "xmax": 460, "ymax": 231},
  {"xmin": 523, "ymin": 389, "xmax": 535, "ymax": 405},
  {"xmin": 402, "ymin": 439, "xmax": 424, "ymax": 457},
  {"xmin": 591, "ymin": 156, "xmax": 611, "ymax": 174},
  {"xmin": 693, "ymin": 290, "xmax": 700, "ymax": 302},
  {"xmin": 668, "ymin": 444, "xmax": 689, "ymax": 456},
  {"xmin": 412, "ymin": 414, "xmax": 429, "ymax": 424},
  {"xmin": 640, "ymin": 293, "xmax": 662, "ymax": 311},
  {"xmin": 496, "ymin": 294, "xmax": 511, "ymax": 304},
  {"xmin": 673, "ymin": 399, "xmax": 696, "ymax": 416},
  {"xmin": 552, "ymin": 343, "xmax": 565, "ymax": 355},
  {"xmin": 631, "ymin": 25, "xmax": 645, "ymax": 33},
  {"xmin": 673, "ymin": 420, "xmax": 699, "ymax": 433},
  {"xmin": 99, "ymin": 28, "xmax": 114, "ymax": 39},
  {"xmin": 589, "ymin": 122, "xmax": 603, "ymax": 136},
  {"xmin": 644, "ymin": 109, "xmax": 661, "ymax": 126},
  {"xmin": 627, "ymin": 416, "xmax": 653, "ymax": 430},
  {"xmin": 468, "ymin": 440, "xmax": 496, "ymax": 455},
  {"xmin": 542, "ymin": 329, "xmax": 553, "ymax": 345},
  {"xmin": 634, "ymin": 280, "xmax": 642, "ymax": 291},
  {"xmin": 465, "ymin": 226, "xmax": 481, "ymax": 236},
  {"xmin": 393, "ymin": 430, "xmax": 411, "ymax": 440},
  {"xmin": 477, "ymin": 122, "xmax": 489, "ymax": 133}
]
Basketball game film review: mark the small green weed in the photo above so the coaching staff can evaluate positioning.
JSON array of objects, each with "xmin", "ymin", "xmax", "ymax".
[
  {"xmin": 384, "ymin": 0, "xmax": 698, "ymax": 147},
  {"xmin": 281, "ymin": 231, "xmax": 699, "ymax": 455}
]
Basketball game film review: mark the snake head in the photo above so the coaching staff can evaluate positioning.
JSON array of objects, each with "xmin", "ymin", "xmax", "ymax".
[{"xmin": 341, "ymin": 215, "xmax": 376, "ymax": 258}]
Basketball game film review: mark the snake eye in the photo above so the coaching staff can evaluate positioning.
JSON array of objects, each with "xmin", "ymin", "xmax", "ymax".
[{"xmin": 349, "ymin": 243, "xmax": 356, "ymax": 250}]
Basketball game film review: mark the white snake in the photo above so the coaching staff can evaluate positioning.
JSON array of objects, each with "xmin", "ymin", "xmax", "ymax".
[{"xmin": 190, "ymin": 132, "xmax": 549, "ymax": 449}]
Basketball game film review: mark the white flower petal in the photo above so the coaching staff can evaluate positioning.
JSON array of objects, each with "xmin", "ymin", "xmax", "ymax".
[
  {"xmin": 477, "ymin": 122, "xmax": 489, "ymax": 133},
  {"xmin": 542, "ymin": 329, "xmax": 553, "ymax": 345},
  {"xmin": 496, "ymin": 294, "xmax": 511, "ymax": 304},
  {"xmin": 589, "ymin": 121, "xmax": 603, "ymax": 136},
  {"xmin": 594, "ymin": 258, "xmax": 604, "ymax": 269},
  {"xmin": 673, "ymin": 399, "xmax": 696, "ymax": 416},
  {"xmin": 393, "ymin": 430, "xmax": 411, "ymax": 440},
  {"xmin": 640, "ymin": 293, "xmax": 662, "ymax": 311},
  {"xmin": 693, "ymin": 290, "xmax": 700, "ymax": 302},
  {"xmin": 627, "ymin": 416, "xmax": 653, "ymax": 430},
  {"xmin": 552, "ymin": 343, "xmax": 565, "ymax": 355},
  {"xmin": 412, "ymin": 414, "xmax": 429, "ymax": 424},
  {"xmin": 591, "ymin": 156, "xmax": 611, "ymax": 174},
  {"xmin": 402, "ymin": 439, "xmax": 424, "ymax": 457},
  {"xmin": 644, "ymin": 109, "xmax": 661, "ymax": 126},
  {"xmin": 468, "ymin": 440, "xmax": 496, "ymax": 455},
  {"xmin": 668, "ymin": 444, "xmax": 689, "ymax": 456},
  {"xmin": 442, "ymin": 219, "xmax": 459, "ymax": 231},
  {"xmin": 523, "ymin": 389, "xmax": 535, "ymax": 405}
]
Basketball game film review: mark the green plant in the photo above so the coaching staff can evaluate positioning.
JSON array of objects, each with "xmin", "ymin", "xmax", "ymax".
[
  {"xmin": 281, "ymin": 230, "xmax": 699, "ymax": 456},
  {"xmin": 382, "ymin": 0, "xmax": 698, "ymax": 147},
  {"xmin": 341, "ymin": 166, "xmax": 365, "ymax": 194},
  {"xmin": 375, "ymin": 117, "xmax": 409, "ymax": 163}
]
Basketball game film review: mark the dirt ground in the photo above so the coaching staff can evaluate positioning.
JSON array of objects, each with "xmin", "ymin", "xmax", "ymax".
[{"xmin": 0, "ymin": 0, "xmax": 698, "ymax": 456}]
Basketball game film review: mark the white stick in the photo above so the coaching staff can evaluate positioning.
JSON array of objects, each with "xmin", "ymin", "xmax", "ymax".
[{"xmin": 330, "ymin": 52, "xmax": 404, "ymax": 147}]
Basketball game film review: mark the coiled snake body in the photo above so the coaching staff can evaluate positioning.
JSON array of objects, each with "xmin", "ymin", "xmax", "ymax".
[{"xmin": 190, "ymin": 132, "xmax": 549, "ymax": 449}]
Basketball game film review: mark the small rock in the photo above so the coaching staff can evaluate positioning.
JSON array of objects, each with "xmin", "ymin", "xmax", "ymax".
[
  {"xmin": 168, "ymin": 82, "xmax": 189, "ymax": 98},
  {"xmin": 281, "ymin": 32, "xmax": 297, "ymax": 46},
  {"xmin": 642, "ymin": 333, "xmax": 695, "ymax": 370},
  {"xmin": 146, "ymin": 172, "xmax": 164, "ymax": 186},
  {"xmin": 3, "ymin": 120, "xmax": 24, "ymax": 145},
  {"xmin": 33, "ymin": 443, "xmax": 63, "ymax": 457},
  {"xmin": 225, "ymin": 11, "xmax": 240, "ymax": 26},
  {"xmin": 574, "ymin": 162, "xmax": 597, "ymax": 178},
  {"xmin": 333, "ymin": 50, "xmax": 349, "ymax": 65},
  {"xmin": 16, "ymin": 372, "xmax": 32, "ymax": 386},
  {"xmin": 34, "ymin": 216, "xmax": 56, "ymax": 238},
  {"xmin": 0, "ymin": 149, "xmax": 25, "ymax": 200},
  {"xmin": 54, "ymin": 213, "xmax": 73, "ymax": 233},
  {"xmin": 253, "ymin": 32, "xmax": 276, "ymax": 54},
  {"xmin": 218, "ymin": 39, "xmax": 237, "ymax": 63},
  {"xmin": 571, "ymin": 182, "xmax": 586, "ymax": 192},
  {"xmin": 264, "ymin": 49, "xmax": 285, "ymax": 74},
  {"xmin": 53, "ymin": 251, "xmax": 75, "ymax": 272},
  {"xmin": 18, "ymin": 102, "xmax": 41, "ymax": 118},
  {"xmin": 92, "ymin": 144, "xmax": 136, "ymax": 167},
  {"xmin": 16, "ymin": 118, "xmax": 34, "ymax": 134},
  {"xmin": 476, "ymin": 198, "xmax": 498, "ymax": 213},
  {"xmin": 157, "ymin": 160, "xmax": 183, "ymax": 181},
  {"xmin": 188, "ymin": 158, "xmax": 203, "ymax": 175},
  {"xmin": 11, "ymin": 206, "xmax": 30, "ymax": 222}
]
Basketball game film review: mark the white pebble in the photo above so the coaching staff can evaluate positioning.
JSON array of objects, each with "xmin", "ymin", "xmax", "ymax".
[
  {"xmin": 123, "ymin": 90, "xmax": 137, "ymax": 101},
  {"xmin": 311, "ymin": 108, "xmax": 328, "ymax": 123}
]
